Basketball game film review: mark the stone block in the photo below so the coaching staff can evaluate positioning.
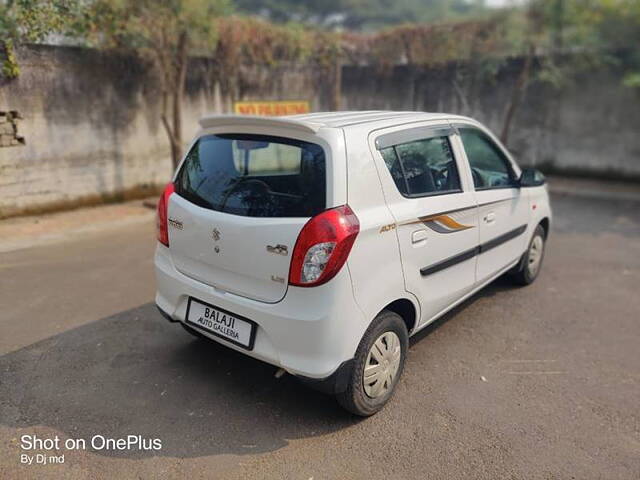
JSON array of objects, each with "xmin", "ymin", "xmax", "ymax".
[{"xmin": 0, "ymin": 123, "xmax": 14, "ymax": 135}]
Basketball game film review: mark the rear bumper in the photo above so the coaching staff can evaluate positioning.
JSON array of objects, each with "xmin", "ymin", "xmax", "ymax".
[
  {"xmin": 154, "ymin": 244, "xmax": 368, "ymax": 379},
  {"xmin": 159, "ymin": 300, "xmax": 354, "ymax": 394}
]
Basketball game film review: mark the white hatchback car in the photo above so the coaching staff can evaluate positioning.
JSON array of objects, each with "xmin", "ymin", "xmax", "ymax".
[{"xmin": 155, "ymin": 111, "xmax": 551, "ymax": 416}]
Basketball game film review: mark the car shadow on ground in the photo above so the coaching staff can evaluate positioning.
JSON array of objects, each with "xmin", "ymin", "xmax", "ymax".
[
  {"xmin": 409, "ymin": 273, "xmax": 517, "ymax": 347},
  {"xmin": 0, "ymin": 302, "xmax": 356, "ymax": 459},
  {"xmin": 0, "ymin": 276, "xmax": 519, "ymax": 460}
]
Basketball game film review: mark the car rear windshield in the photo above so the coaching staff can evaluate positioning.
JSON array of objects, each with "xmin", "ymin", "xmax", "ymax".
[{"xmin": 175, "ymin": 133, "xmax": 326, "ymax": 217}]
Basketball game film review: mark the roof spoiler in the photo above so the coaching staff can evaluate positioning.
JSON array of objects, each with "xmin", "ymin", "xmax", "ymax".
[{"xmin": 199, "ymin": 114, "xmax": 322, "ymax": 134}]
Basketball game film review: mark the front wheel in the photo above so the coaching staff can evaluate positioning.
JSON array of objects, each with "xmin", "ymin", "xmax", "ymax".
[
  {"xmin": 510, "ymin": 224, "xmax": 546, "ymax": 286},
  {"xmin": 336, "ymin": 310, "xmax": 408, "ymax": 416}
]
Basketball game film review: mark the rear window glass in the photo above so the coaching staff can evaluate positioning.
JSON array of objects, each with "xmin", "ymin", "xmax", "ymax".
[
  {"xmin": 175, "ymin": 134, "xmax": 326, "ymax": 217},
  {"xmin": 379, "ymin": 135, "xmax": 460, "ymax": 197}
]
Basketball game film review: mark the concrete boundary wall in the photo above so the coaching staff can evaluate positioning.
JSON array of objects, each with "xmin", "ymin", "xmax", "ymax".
[
  {"xmin": 0, "ymin": 45, "xmax": 328, "ymax": 218},
  {"xmin": 0, "ymin": 45, "xmax": 638, "ymax": 218},
  {"xmin": 341, "ymin": 60, "xmax": 640, "ymax": 182}
]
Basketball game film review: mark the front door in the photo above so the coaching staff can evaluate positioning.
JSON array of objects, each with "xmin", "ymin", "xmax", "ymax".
[
  {"xmin": 371, "ymin": 123, "xmax": 480, "ymax": 327},
  {"xmin": 457, "ymin": 126, "xmax": 530, "ymax": 282}
]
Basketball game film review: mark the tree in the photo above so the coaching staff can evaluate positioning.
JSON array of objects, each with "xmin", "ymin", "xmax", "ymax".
[
  {"xmin": 498, "ymin": 0, "xmax": 640, "ymax": 145},
  {"xmin": 499, "ymin": 2, "xmax": 542, "ymax": 146},
  {"xmin": 0, "ymin": 0, "xmax": 79, "ymax": 78},
  {"xmin": 212, "ymin": 16, "xmax": 344, "ymax": 108},
  {"xmin": 85, "ymin": 0, "xmax": 231, "ymax": 169}
]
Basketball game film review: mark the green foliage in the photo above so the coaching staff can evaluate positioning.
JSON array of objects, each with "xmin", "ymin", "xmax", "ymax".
[
  {"xmin": 347, "ymin": 14, "xmax": 517, "ymax": 69},
  {"xmin": 0, "ymin": 0, "xmax": 78, "ymax": 42},
  {"xmin": 212, "ymin": 16, "xmax": 343, "ymax": 98},
  {"xmin": 4, "ymin": 0, "xmax": 640, "ymax": 91},
  {"xmin": 80, "ymin": 0, "xmax": 232, "ymax": 104},
  {"xmin": 523, "ymin": 0, "xmax": 640, "ymax": 87},
  {"xmin": 1, "ymin": 39, "xmax": 19, "ymax": 78},
  {"xmin": 209, "ymin": 1, "xmax": 640, "ymax": 97},
  {"xmin": 0, "ymin": 0, "xmax": 80, "ymax": 78},
  {"xmin": 81, "ymin": 0, "xmax": 232, "ymax": 55},
  {"xmin": 623, "ymin": 72, "xmax": 640, "ymax": 89},
  {"xmin": 215, "ymin": 16, "xmax": 314, "ymax": 67},
  {"xmin": 212, "ymin": 8, "xmax": 523, "ymax": 74}
]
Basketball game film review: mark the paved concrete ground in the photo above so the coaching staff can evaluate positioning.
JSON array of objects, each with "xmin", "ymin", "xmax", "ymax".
[
  {"xmin": 0, "ymin": 198, "xmax": 155, "ymax": 254},
  {"xmin": 1, "ymin": 193, "xmax": 639, "ymax": 479}
]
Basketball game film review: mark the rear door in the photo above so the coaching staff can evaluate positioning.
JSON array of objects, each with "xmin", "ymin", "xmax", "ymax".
[
  {"xmin": 371, "ymin": 123, "xmax": 480, "ymax": 327},
  {"xmin": 456, "ymin": 125, "xmax": 530, "ymax": 282},
  {"xmin": 167, "ymin": 133, "xmax": 327, "ymax": 303}
]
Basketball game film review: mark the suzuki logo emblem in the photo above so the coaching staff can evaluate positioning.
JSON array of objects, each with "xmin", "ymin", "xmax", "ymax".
[{"xmin": 211, "ymin": 228, "xmax": 221, "ymax": 242}]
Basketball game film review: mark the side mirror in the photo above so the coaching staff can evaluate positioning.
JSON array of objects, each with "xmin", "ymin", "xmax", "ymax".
[{"xmin": 519, "ymin": 168, "xmax": 546, "ymax": 187}]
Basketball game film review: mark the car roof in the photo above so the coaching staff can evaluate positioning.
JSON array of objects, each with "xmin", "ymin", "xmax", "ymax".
[
  {"xmin": 199, "ymin": 111, "xmax": 472, "ymax": 135},
  {"xmin": 287, "ymin": 110, "xmax": 453, "ymax": 129}
]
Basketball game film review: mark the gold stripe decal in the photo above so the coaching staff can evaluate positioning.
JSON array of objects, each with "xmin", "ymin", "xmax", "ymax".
[
  {"xmin": 427, "ymin": 215, "xmax": 472, "ymax": 231},
  {"xmin": 421, "ymin": 214, "xmax": 473, "ymax": 234},
  {"xmin": 397, "ymin": 206, "xmax": 475, "ymax": 234}
]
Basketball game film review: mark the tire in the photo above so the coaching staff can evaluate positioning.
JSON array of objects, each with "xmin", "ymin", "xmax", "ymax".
[
  {"xmin": 336, "ymin": 310, "xmax": 408, "ymax": 416},
  {"xmin": 510, "ymin": 224, "xmax": 546, "ymax": 286},
  {"xmin": 180, "ymin": 322, "xmax": 209, "ymax": 340}
]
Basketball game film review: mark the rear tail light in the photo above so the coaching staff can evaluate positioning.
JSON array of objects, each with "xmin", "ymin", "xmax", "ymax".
[
  {"xmin": 289, "ymin": 205, "xmax": 360, "ymax": 287},
  {"xmin": 156, "ymin": 182, "xmax": 175, "ymax": 246}
]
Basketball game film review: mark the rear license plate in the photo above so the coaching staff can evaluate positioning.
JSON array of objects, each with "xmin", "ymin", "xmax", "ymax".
[{"xmin": 186, "ymin": 298, "xmax": 256, "ymax": 350}]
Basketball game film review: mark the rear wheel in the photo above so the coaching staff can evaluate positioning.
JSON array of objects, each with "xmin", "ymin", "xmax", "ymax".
[
  {"xmin": 336, "ymin": 310, "xmax": 408, "ymax": 416},
  {"xmin": 510, "ymin": 224, "xmax": 546, "ymax": 285}
]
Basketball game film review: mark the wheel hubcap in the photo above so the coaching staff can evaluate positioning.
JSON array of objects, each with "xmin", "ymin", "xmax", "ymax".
[
  {"xmin": 363, "ymin": 331, "xmax": 401, "ymax": 398},
  {"xmin": 527, "ymin": 235, "xmax": 544, "ymax": 276}
]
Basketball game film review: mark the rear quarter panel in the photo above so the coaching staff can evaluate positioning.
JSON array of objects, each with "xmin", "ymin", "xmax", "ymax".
[{"xmin": 343, "ymin": 125, "xmax": 421, "ymax": 331}]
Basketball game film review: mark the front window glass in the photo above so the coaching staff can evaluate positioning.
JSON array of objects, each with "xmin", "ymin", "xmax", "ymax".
[
  {"xmin": 459, "ymin": 128, "xmax": 517, "ymax": 189},
  {"xmin": 175, "ymin": 134, "xmax": 326, "ymax": 217}
]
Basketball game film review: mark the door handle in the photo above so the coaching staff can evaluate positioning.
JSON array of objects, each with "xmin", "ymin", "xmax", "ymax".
[
  {"xmin": 411, "ymin": 229, "xmax": 428, "ymax": 244},
  {"xmin": 483, "ymin": 212, "xmax": 496, "ymax": 224}
]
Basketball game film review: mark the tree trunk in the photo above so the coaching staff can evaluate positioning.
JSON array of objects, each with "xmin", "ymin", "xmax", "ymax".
[
  {"xmin": 159, "ymin": 31, "xmax": 188, "ymax": 171},
  {"xmin": 332, "ymin": 55, "xmax": 342, "ymax": 111},
  {"xmin": 170, "ymin": 31, "xmax": 188, "ymax": 170},
  {"xmin": 500, "ymin": 45, "xmax": 534, "ymax": 147}
]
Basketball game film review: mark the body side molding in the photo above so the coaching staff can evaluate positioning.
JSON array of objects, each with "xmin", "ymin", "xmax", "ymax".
[{"xmin": 420, "ymin": 224, "xmax": 527, "ymax": 276}]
